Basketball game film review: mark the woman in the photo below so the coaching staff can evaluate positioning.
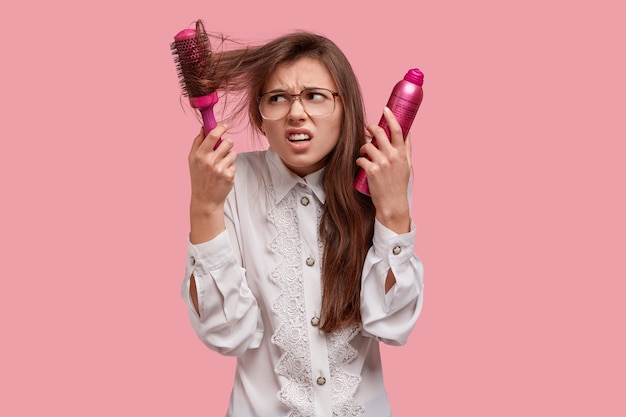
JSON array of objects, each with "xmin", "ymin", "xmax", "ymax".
[{"xmin": 182, "ymin": 29, "xmax": 424, "ymax": 416}]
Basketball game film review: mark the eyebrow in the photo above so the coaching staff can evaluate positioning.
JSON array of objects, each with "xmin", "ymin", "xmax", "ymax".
[{"xmin": 262, "ymin": 87, "xmax": 329, "ymax": 94}]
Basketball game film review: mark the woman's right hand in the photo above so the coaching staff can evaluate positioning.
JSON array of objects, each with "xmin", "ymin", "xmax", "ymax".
[{"xmin": 187, "ymin": 124, "xmax": 236, "ymax": 244}]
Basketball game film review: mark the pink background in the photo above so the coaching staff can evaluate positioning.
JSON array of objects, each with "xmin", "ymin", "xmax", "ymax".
[{"xmin": 1, "ymin": 0, "xmax": 624, "ymax": 415}]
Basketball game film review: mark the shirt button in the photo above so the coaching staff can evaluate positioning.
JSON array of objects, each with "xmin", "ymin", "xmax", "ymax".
[
  {"xmin": 298, "ymin": 182, "xmax": 307, "ymax": 188},
  {"xmin": 316, "ymin": 376, "xmax": 326, "ymax": 386},
  {"xmin": 300, "ymin": 196, "xmax": 310, "ymax": 206},
  {"xmin": 392, "ymin": 245, "xmax": 402, "ymax": 255},
  {"xmin": 306, "ymin": 257, "xmax": 315, "ymax": 267},
  {"xmin": 190, "ymin": 256, "xmax": 196, "ymax": 265},
  {"xmin": 311, "ymin": 316, "xmax": 320, "ymax": 327}
]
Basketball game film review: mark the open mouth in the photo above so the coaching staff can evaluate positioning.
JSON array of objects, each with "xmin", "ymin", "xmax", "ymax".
[{"xmin": 288, "ymin": 133, "xmax": 311, "ymax": 142}]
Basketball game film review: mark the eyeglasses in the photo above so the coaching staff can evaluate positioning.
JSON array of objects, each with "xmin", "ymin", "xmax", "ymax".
[{"xmin": 257, "ymin": 88, "xmax": 340, "ymax": 120}]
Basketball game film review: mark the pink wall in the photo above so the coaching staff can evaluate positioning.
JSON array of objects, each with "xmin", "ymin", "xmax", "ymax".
[{"xmin": 1, "ymin": 0, "xmax": 624, "ymax": 415}]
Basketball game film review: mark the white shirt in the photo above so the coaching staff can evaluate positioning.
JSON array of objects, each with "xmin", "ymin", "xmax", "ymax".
[{"xmin": 182, "ymin": 148, "xmax": 424, "ymax": 417}]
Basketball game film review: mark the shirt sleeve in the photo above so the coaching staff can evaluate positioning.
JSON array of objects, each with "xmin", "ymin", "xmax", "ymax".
[
  {"xmin": 181, "ymin": 230, "xmax": 264, "ymax": 356},
  {"xmin": 359, "ymin": 219, "xmax": 424, "ymax": 346}
]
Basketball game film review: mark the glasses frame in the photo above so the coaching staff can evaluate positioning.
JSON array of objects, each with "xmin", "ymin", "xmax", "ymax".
[{"xmin": 257, "ymin": 87, "xmax": 340, "ymax": 120}]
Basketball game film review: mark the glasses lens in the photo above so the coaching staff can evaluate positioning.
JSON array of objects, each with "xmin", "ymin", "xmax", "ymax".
[
  {"xmin": 259, "ymin": 88, "xmax": 336, "ymax": 120},
  {"xmin": 259, "ymin": 92, "xmax": 290, "ymax": 120},
  {"xmin": 302, "ymin": 88, "xmax": 335, "ymax": 117}
]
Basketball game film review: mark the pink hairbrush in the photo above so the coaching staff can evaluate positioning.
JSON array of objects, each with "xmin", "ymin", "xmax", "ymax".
[{"xmin": 170, "ymin": 20, "xmax": 221, "ymax": 146}]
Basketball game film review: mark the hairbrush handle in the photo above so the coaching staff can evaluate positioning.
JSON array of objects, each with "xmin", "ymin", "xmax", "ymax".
[
  {"xmin": 191, "ymin": 91, "xmax": 220, "ymax": 146},
  {"xmin": 172, "ymin": 27, "xmax": 221, "ymax": 147},
  {"xmin": 188, "ymin": 92, "xmax": 218, "ymax": 131}
]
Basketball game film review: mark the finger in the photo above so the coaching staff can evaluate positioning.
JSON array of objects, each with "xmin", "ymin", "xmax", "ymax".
[
  {"xmin": 365, "ymin": 123, "xmax": 388, "ymax": 150},
  {"xmin": 213, "ymin": 137, "xmax": 235, "ymax": 158},
  {"xmin": 221, "ymin": 144, "xmax": 237, "ymax": 167},
  {"xmin": 355, "ymin": 154, "xmax": 373, "ymax": 170},
  {"xmin": 214, "ymin": 145, "xmax": 238, "ymax": 183},
  {"xmin": 199, "ymin": 123, "xmax": 229, "ymax": 153},
  {"xmin": 189, "ymin": 128, "xmax": 206, "ymax": 157},
  {"xmin": 382, "ymin": 107, "xmax": 404, "ymax": 146},
  {"xmin": 405, "ymin": 132, "xmax": 413, "ymax": 162},
  {"xmin": 358, "ymin": 141, "xmax": 380, "ymax": 161}
]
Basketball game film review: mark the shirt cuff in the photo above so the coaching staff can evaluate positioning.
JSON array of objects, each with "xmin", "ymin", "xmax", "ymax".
[
  {"xmin": 186, "ymin": 229, "xmax": 235, "ymax": 272},
  {"xmin": 372, "ymin": 219, "xmax": 416, "ymax": 266}
]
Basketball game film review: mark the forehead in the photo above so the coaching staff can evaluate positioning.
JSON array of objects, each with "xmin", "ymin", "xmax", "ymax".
[{"xmin": 264, "ymin": 57, "xmax": 336, "ymax": 91}]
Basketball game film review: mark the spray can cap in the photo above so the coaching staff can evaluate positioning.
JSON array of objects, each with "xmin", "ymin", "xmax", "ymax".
[{"xmin": 404, "ymin": 68, "xmax": 424, "ymax": 86}]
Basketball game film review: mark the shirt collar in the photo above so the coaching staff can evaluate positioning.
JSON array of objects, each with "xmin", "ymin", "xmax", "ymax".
[{"xmin": 265, "ymin": 148, "xmax": 327, "ymax": 205}]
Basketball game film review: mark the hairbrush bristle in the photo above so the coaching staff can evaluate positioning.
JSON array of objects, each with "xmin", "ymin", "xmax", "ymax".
[{"xmin": 170, "ymin": 20, "xmax": 215, "ymax": 98}]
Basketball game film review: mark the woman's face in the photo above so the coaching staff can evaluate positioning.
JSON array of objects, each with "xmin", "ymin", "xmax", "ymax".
[{"xmin": 260, "ymin": 57, "xmax": 343, "ymax": 177}]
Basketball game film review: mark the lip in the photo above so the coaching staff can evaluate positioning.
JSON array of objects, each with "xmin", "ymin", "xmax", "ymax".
[
  {"xmin": 285, "ymin": 128, "xmax": 313, "ymax": 142},
  {"xmin": 283, "ymin": 128, "xmax": 313, "ymax": 152}
]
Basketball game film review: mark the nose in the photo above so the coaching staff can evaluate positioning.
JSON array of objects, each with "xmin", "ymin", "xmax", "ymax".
[{"xmin": 287, "ymin": 96, "xmax": 307, "ymax": 120}]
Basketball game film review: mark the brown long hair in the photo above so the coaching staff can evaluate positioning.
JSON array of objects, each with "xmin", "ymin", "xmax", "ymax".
[{"xmin": 203, "ymin": 27, "xmax": 376, "ymax": 332}]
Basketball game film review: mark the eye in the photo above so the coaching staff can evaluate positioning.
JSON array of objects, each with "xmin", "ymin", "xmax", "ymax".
[
  {"xmin": 304, "ymin": 89, "xmax": 331, "ymax": 102},
  {"xmin": 268, "ymin": 93, "xmax": 290, "ymax": 104}
]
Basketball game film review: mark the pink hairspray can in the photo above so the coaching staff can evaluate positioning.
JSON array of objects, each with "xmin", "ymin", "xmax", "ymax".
[{"xmin": 354, "ymin": 68, "xmax": 424, "ymax": 196}]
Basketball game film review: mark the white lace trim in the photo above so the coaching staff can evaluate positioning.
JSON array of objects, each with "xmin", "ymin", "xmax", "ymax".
[
  {"xmin": 269, "ymin": 186, "xmax": 363, "ymax": 416},
  {"xmin": 270, "ymin": 188, "xmax": 315, "ymax": 416},
  {"xmin": 329, "ymin": 324, "xmax": 364, "ymax": 416}
]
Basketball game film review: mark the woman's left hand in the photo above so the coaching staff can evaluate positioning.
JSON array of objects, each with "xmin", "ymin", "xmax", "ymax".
[{"xmin": 356, "ymin": 107, "xmax": 412, "ymax": 234}]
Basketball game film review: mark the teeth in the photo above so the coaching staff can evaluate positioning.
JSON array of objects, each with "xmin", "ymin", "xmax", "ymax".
[{"xmin": 288, "ymin": 133, "xmax": 310, "ymax": 141}]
